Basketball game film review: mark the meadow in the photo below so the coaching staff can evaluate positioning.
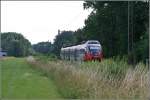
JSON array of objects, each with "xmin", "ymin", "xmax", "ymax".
[
  {"xmin": 1, "ymin": 57, "xmax": 61, "ymax": 99},
  {"xmin": 0, "ymin": 56, "xmax": 149, "ymax": 99},
  {"xmin": 28, "ymin": 56, "xmax": 150, "ymax": 99}
]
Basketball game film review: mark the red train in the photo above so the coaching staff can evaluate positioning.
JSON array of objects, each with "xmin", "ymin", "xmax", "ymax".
[{"xmin": 60, "ymin": 40, "xmax": 103, "ymax": 61}]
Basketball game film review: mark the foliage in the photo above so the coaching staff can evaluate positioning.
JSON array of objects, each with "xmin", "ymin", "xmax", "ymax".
[
  {"xmin": 1, "ymin": 32, "xmax": 32, "ymax": 57},
  {"xmin": 74, "ymin": 1, "xmax": 149, "ymax": 63},
  {"xmin": 134, "ymin": 32, "xmax": 149, "ymax": 63},
  {"xmin": 32, "ymin": 41, "xmax": 53, "ymax": 54},
  {"xmin": 82, "ymin": 1, "xmax": 129, "ymax": 57},
  {"xmin": 80, "ymin": 58, "xmax": 130, "ymax": 79},
  {"xmin": 35, "ymin": 54, "xmax": 58, "ymax": 63},
  {"xmin": 53, "ymin": 31, "xmax": 76, "ymax": 57}
]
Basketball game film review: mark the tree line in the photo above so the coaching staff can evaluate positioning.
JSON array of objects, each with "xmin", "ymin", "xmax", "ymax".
[{"xmin": 1, "ymin": 32, "xmax": 33, "ymax": 57}]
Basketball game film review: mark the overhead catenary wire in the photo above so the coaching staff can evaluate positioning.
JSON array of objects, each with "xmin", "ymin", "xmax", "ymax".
[{"xmin": 59, "ymin": 10, "xmax": 87, "ymax": 31}]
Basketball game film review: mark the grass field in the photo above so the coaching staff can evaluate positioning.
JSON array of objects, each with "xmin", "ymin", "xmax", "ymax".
[
  {"xmin": 1, "ymin": 57, "xmax": 61, "ymax": 99},
  {"xmin": 1, "ymin": 56, "xmax": 149, "ymax": 99},
  {"xmin": 29, "ymin": 56, "xmax": 150, "ymax": 99}
]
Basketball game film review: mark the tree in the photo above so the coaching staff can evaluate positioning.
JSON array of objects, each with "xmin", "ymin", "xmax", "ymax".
[
  {"xmin": 53, "ymin": 31, "xmax": 76, "ymax": 57},
  {"xmin": 1, "ymin": 32, "xmax": 32, "ymax": 57},
  {"xmin": 83, "ymin": 1, "xmax": 129, "ymax": 57},
  {"xmin": 32, "ymin": 41, "xmax": 53, "ymax": 54},
  {"xmin": 80, "ymin": 1, "xmax": 149, "ymax": 63}
]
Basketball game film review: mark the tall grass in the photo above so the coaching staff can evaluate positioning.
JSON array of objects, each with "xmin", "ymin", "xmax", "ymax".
[{"xmin": 28, "ymin": 57, "xmax": 150, "ymax": 99}]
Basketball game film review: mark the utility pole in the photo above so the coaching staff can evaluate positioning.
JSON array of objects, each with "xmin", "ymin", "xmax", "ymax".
[
  {"xmin": 128, "ymin": 1, "xmax": 135, "ymax": 65},
  {"xmin": 128, "ymin": 1, "xmax": 130, "ymax": 57},
  {"xmin": 131, "ymin": 1, "xmax": 135, "ymax": 65},
  {"xmin": 58, "ymin": 29, "xmax": 60, "ymax": 35}
]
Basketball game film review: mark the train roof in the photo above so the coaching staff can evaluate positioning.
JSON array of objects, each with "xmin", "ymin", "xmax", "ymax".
[
  {"xmin": 61, "ymin": 40, "xmax": 101, "ymax": 51},
  {"xmin": 61, "ymin": 44, "xmax": 86, "ymax": 51},
  {"xmin": 86, "ymin": 40, "xmax": 100, "ymax": 44}
]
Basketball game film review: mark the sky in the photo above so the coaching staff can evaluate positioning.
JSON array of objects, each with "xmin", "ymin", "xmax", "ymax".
[{"xmin": 1, "ymin": 1, "xmax": 92, "ymax": 44}]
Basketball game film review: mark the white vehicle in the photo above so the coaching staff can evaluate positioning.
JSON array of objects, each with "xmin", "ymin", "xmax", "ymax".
[
  {"xmin": 0, "ymin": 51, "xmax": 7, "ymax": 57},
  {"xmin": 60, "ymin": 40, "xmax": 103, "ymax": 61}
]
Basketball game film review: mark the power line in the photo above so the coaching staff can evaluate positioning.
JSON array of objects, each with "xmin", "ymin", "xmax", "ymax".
[{"xmin": 60, "ymin": 10, "xmax": 85, "ymax": 30}]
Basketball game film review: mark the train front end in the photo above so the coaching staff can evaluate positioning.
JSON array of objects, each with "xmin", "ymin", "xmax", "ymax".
[{"xmin": 84, "ymin": 40, "xmax": 103, "ymax": 61}]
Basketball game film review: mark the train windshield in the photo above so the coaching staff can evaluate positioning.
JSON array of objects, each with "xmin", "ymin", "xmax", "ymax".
[
  {"xmin": 88, "ymin": 41, "xmax": 99, "ymax": 44},
  {"xmin": 88, "ymin": 46, "xmax": 100, "ymax": 53}
]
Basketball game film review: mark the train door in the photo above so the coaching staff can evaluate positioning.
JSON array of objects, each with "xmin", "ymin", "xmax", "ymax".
[
  {"xmin": 70, "ymin": 49, "xmax": 73, "ymax": 61},
  {"xmin": 60, "ymin": 50, "xmax": 63, "ymax": 60},
  {"xmin": 78, "ymin": 49, "xmax": 86, "ymax": 61},
  {"xmin": 74, "ymin": 49, "xmax": 77, "ymax": 61}
]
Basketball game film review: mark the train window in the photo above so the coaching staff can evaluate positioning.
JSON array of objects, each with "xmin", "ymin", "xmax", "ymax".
[
  {"xmin": 88, "ymin": 41, "xmax": 99, "ymax": 44},
  {"xmin": 88, "ymin": 46, "xmax": 100, "ymax": 53},
  {"xmin": 74, "ymin": 49, "xmax": 77, "ymax": 55},
  {"xmin": 89, "ymin": 46, "xmax": 100, "ymax": 50},
  {"xmin": 80, "ymin": 49, "xmax": 85, "ymax": 54}
]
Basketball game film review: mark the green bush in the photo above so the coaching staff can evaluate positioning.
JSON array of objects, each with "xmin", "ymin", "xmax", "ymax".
[
  {"xmin": 79, "ymin": 58, "xmax": 129, "ymax": 79},
  {"xmin": 35, "ymin": 54, "xmax": 58, "ymax": 63}
]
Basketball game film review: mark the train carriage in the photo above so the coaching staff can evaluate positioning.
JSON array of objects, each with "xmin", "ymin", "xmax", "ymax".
[{"xmin": 60, "ymin": 40, "xmax": 103, "ymax": 61}]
